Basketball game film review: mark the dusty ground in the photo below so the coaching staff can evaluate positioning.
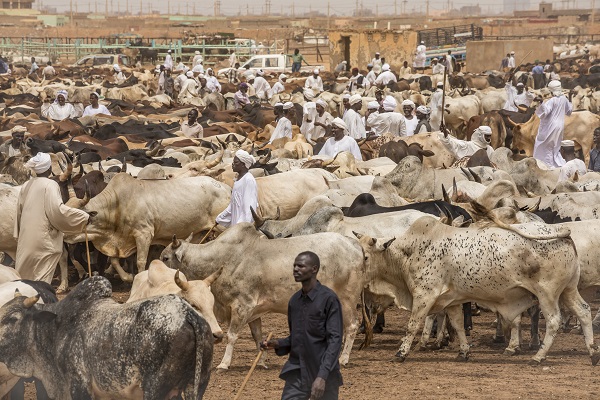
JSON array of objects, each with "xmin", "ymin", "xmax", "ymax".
[{"xmin": 25, "ymin": 280, "xmax": 600, "ymax": 399}]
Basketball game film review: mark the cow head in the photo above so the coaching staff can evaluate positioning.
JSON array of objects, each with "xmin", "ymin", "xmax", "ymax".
[
  {"xmin": 168, "ymin": 149, "xmax": 225, "ymax": 179},
  {"xmin": 352, "ymin": 231, "xmax": 396, "ymax": 268},
  {"xmin": 384, "ymin": 155, "xmax": 423, "ymax": 195}
]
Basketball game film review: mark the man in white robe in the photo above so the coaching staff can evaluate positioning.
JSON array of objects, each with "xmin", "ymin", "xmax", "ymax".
[
  {"xmin": 432, "ymin": 58, "xmax": 445, "ymax": 75},
  {"xmin": 192, "ymin": 51, "xmax": 203, "ymax": 67},
  {"xmin": 365, "ymin": 64, "xmax": 377, "ymax": 87},
  {"xmin": 429, "ymin": 82, "xmax": 445, "ymax": 131},
  {"xmin": 272, "ymin": 74, "xmax": 287, "ymax": 95},
  {"xmin": 300, "ymin": 100, "xmax": 317, "ymax": 141},
  {"xmin": 164, "ymin": 50, "xmax": 173, "ymax": 70},
  {"xmin": 41, "ymin": 90, "xmax": 79, "ymax": 120},
  {"xmin": 304, "ymin": 69, "xmax": 324, "ymax": 93},
  {"xmin": 113, "ymin": 64, "xmax": 126, "ymax": 85},
  {"xmin": 371, "ymin": 52, "xmax": 383, "ymax": 74},
  {"xmin": 82, "ymin": 92, "xmax": 111, "ymax": 117},
  {"xmin": 234, "ymin": 83, "xmax": 251, "ymax": 109},
  {"xmin": 414, "ymin": 41, "xmax": 427, "ymax": 72},
  {"xmin": 558, "ymin": 140, "xmax": 587, "ymax": 182},
  {"xmin": 309, "ymin": 99, "xmax": 333, "ymax": 142},
  {"xmin": 343, "ymin": 94, "xmax": 366, "ymax": 139},
  {"xmin": 402, "ymin": 99, "xmax": 418, "ymax": 136},
  {"xmin": 318, "ymin": 118, "xmax": 362, "ymax": 161},
  {"xmin": 374, "ymin": 64, "xmax": 397, "ymax": 86},
  {"xmin": 269, "ymin": 102, "xmax": 294, "ymax": 143},
  {"xmin": 253, "ymin": 70, "xmax": 272, "ymax": 100},
  {"xmin": 347, "ymin": 68, "xmax": 366, "ymax": 93},
  {"xmin": 229, "ymin": 51, "xmax": 237, "ymax": 68},
  {"xmin": 504, "ymin": 82, "xmax": 535, "ymax": 112},
  {"xmin": 178, "ymin": 72, "xmax": 199, "ymax": 104},
  {"xmin": 439, "ymin": 126, "xmax": 494, "ymax": 159},
  {"xmin": 533, "ymin": 80, "xmax": 573, "ymax": 168},
  {"xmin": 366, "ymin": 96, "xmax": 406, "ymax": 136},
  {"xmin": 14, "ymin": 153, "xmax": 90, "ymax": 284},
  {"xmin": 216, "ymin": 150, "xmax": 258, "ymax": 228},
  {"xmin": 507, "ymin": 51, "xmax": 516, "ymax": 69},
  {"xmin": 205, "ymin": 68, "xmax": 221, "ymax": 93}
]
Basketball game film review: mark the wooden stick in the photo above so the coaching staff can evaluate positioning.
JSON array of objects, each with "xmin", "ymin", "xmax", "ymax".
[
  {"xmin": 84, "ymin": 225, "xmax": 92, "ymax": 278},
  {"xmin": 440, "ymin": 63, "xmax": 448, "ymax": 136},
  {"xmin": 233, "ymin": 332, "xmax": 273, "ymax": 400},
  {"xmin": 199, "ymin": 223, "xmax": 218, "ymax": 244}
]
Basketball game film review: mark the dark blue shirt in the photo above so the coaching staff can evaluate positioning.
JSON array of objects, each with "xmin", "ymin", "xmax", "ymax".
[
  {"xmin": 589, "ymin": 148, "xmax": 600, "ymax": 172},
  {"xmin": 532, "ymin": 65, "xmax": 544, "ymax": 74},
  {"xmin": 276, "ymin": 281, "xmax": 343, "ymax": 389}
]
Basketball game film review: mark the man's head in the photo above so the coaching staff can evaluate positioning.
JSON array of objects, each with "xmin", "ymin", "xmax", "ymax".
[
  {"xmin": 447, "ymin": 50, "xmax": 451, "ymax": 55},
  {"xmin": 475, "ymin": 126, "xmax": 492, "ymax": 144},
  {"xmin": 207, "ymin": 68, "xmax": 214, "ymax": 76},
  {"xmin": 331, "ymin": 118, "xmax": 347, "ymax": 140},
  {"xmin": 247, "ymin": 74, "xmax": 255, "ymax": 84},
  {"xmin": 349, "ymin": 94, "xmax": 362, "ymax": 111},
  {"xmin": 283, "ymin": 102, "xmax": 294, "ymax": 117},
  {"xmin": 506, "ymin": 54, "xmax": 510, "ymax": 58},
  {"xmin": 232, "ymin": 149, "xmax": 254, "ymax": 174},
  {"xmin": 351, "ymin": 67, "xmax": 359, "ymax": 77},
  {"xmin": 187, "ymin": 109, "xmax": 199, "ymax": 124},
  {"xmin": 402, "ymin": 99, "xmax": 415, "ymax": 117},
  {"xmin": 367, "ymin": 63, "xmax": 373, "ymax": 71},
  {"xmin": 10, "ymin": 126, "xmax": 26, "ymax": 147},
  {"xmin": 510, "ymin": 51, "xmax": 515, "ymax": 57},
  {"xmin": 274, "ymin": 102, "xmax": 283, "ymax": 115},
  {"xmin": 316, "ymin": 99, "xmax": 327, "ymax": 115},
  {"xmin": 416, "ymin": 105, "xmax": 430, "ymax": 120},
  {"xmin": 293, "ymin": 251, "xmax": 320, "ymax": 283},
  {"xmin": 431, "ymin": 58, "xmax": 438, "ymax": 65},
  {"xmin": 294, "ymin": 48, "xmax": 299, "ymax": 55},
  {"xmin": 56, "ymin": 93, "xmax": 66, "ymax": 106},
  {"xmin": 342, "ymin": 95, "xmax": 350, "ymax": 110},
  {"xmin": 30, "ymin": 57, "xmax": 35, "ymax": 63},
  {"xmin": 560, "ymin": 140, "xmax": 576, "ymax": 160},
  {"xmin": 374, "ymin": 52, "xmax": 380, "ymax": 60},
  {"xmin": 24, "ymin": 152, "xmax": 52, "ymax": 176},
  {"xmin": 89, "ymin": 92, "xmax": 100, "ymax": 107},
  {"xmin": 176, "ymin": 57, "xmax": 181, "ymax": 63},
  {"xmin": 239, "ymin": 82, "xmax": 249, "ymax": 93},
  {"xmin": 313, "ymin": 69, "xmax": 320, "ymax": 78},
  {"xmin": 516, "ymin": 82, "xmax": 524, "ymax": 94},
  {"xmin": 375, "ymin": 90, "xmax": 384, "ymax": 102},
  {"xmin": 403, "ymin": 61, "xmax": 408, "ymax": 67},
  {"xmin": 47, "ymin": 61, "xmax": 52, "ymax": 66},
  {"xmin": 235, "ymin": 62, "xmax": 240, "ymax": 68}
]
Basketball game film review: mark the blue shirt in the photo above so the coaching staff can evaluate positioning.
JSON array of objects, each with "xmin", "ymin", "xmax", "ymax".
[
  {"xmin": 589, "ymin": 148, "xmax": 600, "ymax": 172},
  {"xmin": 532, "ymin": 65, "xmax": 544, "ymax": 74}
]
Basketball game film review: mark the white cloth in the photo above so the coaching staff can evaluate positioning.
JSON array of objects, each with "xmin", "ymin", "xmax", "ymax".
[
  {"xmin": 157, "ymin": 71, "xmax": 166, "ymax": 94},
  {"xmin": 367, "ymin": 112, "xmax": 407, "ymax": 137},
  {"xmin": 14, "ymin": 178, "xmax": 89, "ymax": 283},
  {"xmin": 206, "ymin": 76, "xmax": 221, "ymax": 93},
  {"xmin": 180, "ymin": 121, "xmax": 203, "ymax": 138},
  {"xmin": 533, "ymin": 95, "xmax": 573, "ymax": 168},
  {"xmin": 432, "ymin": 63, "xmax": 445, "ymax": 75},
  {"xmin": 404, "ymin": 115, "xmax": 418, "ymax": 137},
  {"xmin": 178, "ymin": 78, "xmax": 198, "ymax": 103},
  {"xmin": 42, "ymin": 65, "xmax": 55, "ymax": 76},
  {"xmin": 507, "ymin": 56, "xmax": 516, "ymax": 68},
  {"xmin": 192, "ymin": 64, "xmax": 205, "ymax": 74},
  {"xmin": 347, "ymin": 74, "xmax": 364, "ymax": 92},
  {"xmin": 114, "ymin": 71, "xmax": 126, "ymax": 84},
  {"xmin": 399, "ymin": 66, "xmax": 412, "ymax": 77},
  {"xmin": 215, "ymin": 172, "xmax": 258, "ymax": 228},
  {"xmin": 366, "ymin": 70, "xmax": 377, "ymax": 86},
  {"xmin": 164, "ymin": 54, "xmax": 173, "ymax": 70},
  {"xmin": 300, "ymin": 102, "xmax": 317, "ymax": 140},
  {"xmin": 515, "ymin": 90, "xmax": 535, "ymax": 107},
  {"xmin": 235, "ymin": 150, "xmax": 255, "ymax": 169},
  {"xmin": 318, "ymin": 136, "xmax": 363, "ymax": 161},
  {"xmin": 428, "ymin": 89, "xmax": 444, "ymax": 130},
  {"xmin": 305, "ymin": 75, "xmax": 324, "ymax": 92},
  {"xmin": 374, "ymin": 71, "xmax": 397, "ymax": 86},
  {"xmin": 192, "ymin": 54, "xmax": 203, "ymax": 66},
  {"xmin": 415, "ymin": 44, "xmax": 427, "ymax": 68},
  {"xmin": 438, "ymin": 130, "xmax": 493, "ymax": 159},
  {"xmin": 253, "ymin": 76, "xmax": 271, "ymax": 100},
  {"xmin": 229, "ymin": 53, "xmax": 237, "ymax": 68},
  {"xmin": 82, "ymin": 104, "xmax": 111, "ymax": 117},
  {"xmin": 272, "ymin": 81, "xmax": 285, "ymax": 95},
  {"xmin": 445, "ymin": 55, "xmax": 454, "ymax": 74},
  {"xmin": 558, "ymin": 159, "xmax": 587, "ymax": 182},
  {"xmin": 269, "ymin": 116, "xmax": 293, "ymax": 143},
  {"xmin": 342, "ymin": 109, "xmax": 366, "ymax": 139},
  {"xmin": 25, "ymin": 152, "xmax": 52, "ymax": 174},
  {"xmin": 311, "ymin": 111, "xmax": 333, "ymax": 141},
  {"xmin": 41, "ymin": 102, "xmax": 78, "ymax": 120},
  {"xmin": 174, "ymin": 74, "xmax": 188, "ymax": 92}
]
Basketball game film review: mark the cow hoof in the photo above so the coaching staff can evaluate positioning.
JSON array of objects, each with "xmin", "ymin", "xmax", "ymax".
[
  {"xmin": 529, "ymin": 343, "xmax": 540, "ymax": 351},
  {"xmin": 455, "ymin": 353, "xmax": 469, "ymax": 362},
  {"xmin": 215, "ymin": 364, "xmax": 229, "ymax": 372},
  {"xmin": 394, "ymin": 352, "xmax": 406, "ymax": 363},
  {"xmin": 440, "ymin": 338, "xmax": 449, "ymax": 347},
  {"xmin": 121, "ymin": 273, "xmax": 134, "ymax": 283},
  {"xmin": 56, "ymin": 286, "xmax": 68, "ymax": 295},
  {"xmin": 418, "ymin": 345, "xmax": 428, "ymax": 352},
  {"xmin": 503, "ymin": 347, "xmax": 520, "ymax": 356},
  {"xmin": 430, "ymin": 343, "xmax": 442, "ymax": 351},
  {"xmin": 528, "ymin": 359, "xmax": 543, "ymax": 367},
  {"xmin": 493, "ymin": 335, "xmax": 506, "ymax": 344},
  {"xmin": 591, "ymin": 353, "xmax": 600, "ymax": 366},
  {"xmin": 570, "ymin": 326, "xmax": 583, "ymax": 335},
  {"xmin": 593, "ymin": 323, "xmax": 600, "ymax": 334}
]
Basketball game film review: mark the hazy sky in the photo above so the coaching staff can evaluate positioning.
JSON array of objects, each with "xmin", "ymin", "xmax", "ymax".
[{"xmin": 39, "ymin": 0, "xmax": 595, "ymax": 16}]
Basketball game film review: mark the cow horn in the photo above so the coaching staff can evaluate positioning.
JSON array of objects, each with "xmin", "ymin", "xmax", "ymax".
[
  {"xmin": 206, "ymin": 148, "xmax": 224, "ymax": 169},
  {"xmin": 204, "ymin": 267, "xmax": 224, "ymax": 286},
  {"xmin": 506, "ymin": 117, "xmax": 517, "ymax": 128},
  {"xmin": 251, "ymin": 207, "xmax": 265, "ymax": 228},
  {"xmin": 321, "ymin": 158, "xmax": 335, "ymax": 167},
  {"xmin": 145, "ymin": 144, "xmax": 160, "ymax": 157},
  {"xmin": 527, "ymin": 197, "xmax": 542, "ymax": 212},
  {"xmin": 121, "ymin": 159, "xmax": 127, "ymax": 173},
  {"xmin": 451, "ymin": 177, "xmax": 459, "ymax": 202},
  {"xmin": 67, "ymin": 179, "xmax": 76, "ymax": 199},
  {"xmin": 14, "ymin": 289, "xmax": 22, "ymax": 298},
  {"xmin": 174, "ymin": 270, "xmax": 190, "ymax": 292},
  {"xmin": 356, "ymin": 138, "xmax": 367, "ymax": 147},
  {"xmin": 468, "ymin": 168, "xmax": 482, "ymax": 184},
  {"xmin": 171, "ymin": 234, "xmax": 182, "ymax": 249},
  {"xmin": 59, "ymin": 158, "xmax": 73, "ymax": 182},
  {"xmin": 216, "ymin": 137, "xmax": 227, "ymax": 149},
  {"xmin": 441, "ymin": 184, "xmax": 450, "ymax": 203},
  {"xmin": 98, "ymin": 161, "xmax": 104, "ymax": 172},
  {"xmin": 260, "ymin": 228, "xmax": 275, "ymax": 239},
  {"xmin": 22, "ymin": 295, "xmax": 39, "ymax": 309},
  {"xmin": 79, "ymin": 181, "xmax": 91, "ymax": 207},
  {"xmin": 460, "ymin": 167, "xmax": 473, "ymax": 181}
]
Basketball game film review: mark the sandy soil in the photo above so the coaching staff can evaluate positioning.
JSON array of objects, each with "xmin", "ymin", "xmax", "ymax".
[{"xmin": 25, "ymin": 280, "xmax": 600, "ymax": 399}]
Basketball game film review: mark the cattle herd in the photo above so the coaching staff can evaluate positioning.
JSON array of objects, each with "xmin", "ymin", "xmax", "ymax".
[{"xmin": 1, "ymin": 51, "xmax": 600, "ymax": 399}]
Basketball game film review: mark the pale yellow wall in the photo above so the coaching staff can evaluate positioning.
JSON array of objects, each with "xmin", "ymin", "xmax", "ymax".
[{"xmin": 466, "ymin": 40, "xmax": 554, "ymax": 72}]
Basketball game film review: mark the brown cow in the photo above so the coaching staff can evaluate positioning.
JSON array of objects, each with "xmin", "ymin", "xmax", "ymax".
[
  {"xmin": 379, "ymin": 141, "xmax": 435, "ymax": 163},
  {"xmin": 465, "ymin": 110, "xmax": 507, "ymax": 149}
]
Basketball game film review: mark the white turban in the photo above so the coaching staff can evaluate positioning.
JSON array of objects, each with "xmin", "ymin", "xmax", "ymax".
[
  {"xmin": 382, "ymin": 96, "xmax": 397, "ymax": 112},
  {"xmin": 476, "ymin": 126, "xmax": 492, "ymax": 136},
  {"xmin": 342, "ymin": 93, "xmax": 351, "ymax": 100},
  {"xmin": 195, "ymin": 51, "xmax": 200, "ymax": 55},
  {"xmin": 279, "ymin": 74, "xmax": 287, "ymax": 81},
  {"xmin": 516, "ymin": 82, "xmax": 524, "ymax": 87},
  {"xmin": 548, "ymin": 80, "xmax": 563, "ymax": 96},
  {"xmin": 313, "ymin": 68, "xmax": 320, "ymax": 74},
  {"xmin": 11, "ymin": 125, "xmax": 27, "ymax": 133},
  {"xmin": 401, "ymin": 99, "xmax": 415, "ymax": 108},
  {"xmin": 257, "ymin": 69, "xmax": 264, "ymax": 76},
  {"xmin": 316, "ymin": 99, "xmax": 327, "ymax": 108},
  {"xmin": 274, "ymin": 102, "xmax": 284, "ymax": 108},
  {"xmin": 561, "ymin": 140, "xmax": 575, "ymax": 147},
  {"xmin": 234, "ymin": 150, "xmax": 255, "ymax": 169},
  {"xmin": 55, "ymin": 90, "xmax": 68, "ymax": 103},
  {"xmin": 186, "ymin": 71, "xmax": 194, "ymax": 78},
  {"xmin": 247, "ymin": 74, "xmax": 255, "ymax": 81},
  {"xmin": 382, "ymin": 63, "xmax": 390, "ymax": 71},
  {"xmin": 113, "ymin": 64, "xmax": 121, "ymax": 72},
  {"xmin": 349, "ymin": 94, "xmax": 362, "ymax": 106},
  {"xmin": 283, "ymin": 102, "xmax": 294, "ymax": 110},
  {"xmin": 25, "ymin": 152, "xmax": 52, "ymax": 174},
  {"xmin": 331, "ymin": 118, "xmax": 347, "ymax": 130},
  {"xmin": 437, "ymin": 82, "xmax": 444, "ymax": 88},
  {"xmin": 367, "ymin": 101, "xmax": 380, "ymax": 110},
  {"xmin": 416, "ymin": 105, "xmax": 430, "ymax": 115},
  {"xmin": 304, "ymin": 88, "xmax": 315, "ymax": 100},
  {"xmin": 367, "ymin": 63, "xmax": 373, "ymax": 68}
]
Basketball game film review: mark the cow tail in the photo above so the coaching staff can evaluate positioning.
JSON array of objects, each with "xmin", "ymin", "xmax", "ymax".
[{"xmin": 187, "ymin": 310, "xmax": 213, "ymax": 400}]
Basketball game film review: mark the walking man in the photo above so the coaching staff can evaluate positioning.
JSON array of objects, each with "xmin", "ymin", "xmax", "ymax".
[{"xmin": 262, "ymin": 251, "xmax": 344, "ymax": 400}]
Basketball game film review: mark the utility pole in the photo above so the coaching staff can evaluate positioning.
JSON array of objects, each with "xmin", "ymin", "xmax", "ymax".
[
  {"xmin": 214, "ymin": 0, "xmax": 220, "ymax": 16},
  {"xmin": 291, "ymin": 2, "xmax": 295, "ymax": 17},
  {"xmin": 394, "ymin": 0, "xmax": 397, "ymax": 16},
  {"xmin": 95, "ymin": 1, "xmax": 97, "ymax": 13},
  {"xmin": 69, "ymin": 0, "xmax": 73, "ymax": 25},
  {"xmin": 327, "ymin": 1, "xmax": 330, "ymax": 30},
  {"xmin": 426, "ymin": 0, "xmax": 429, "ymax": 16},
  {"xmin": 126, "ymin": 0, "xmax": 128, "ymax": 14},
  {"xmin": 167, "ymin": 0, "xmax": 170, "ymax": 14},
  {"xmin": 355, "ymin": 0, "xmax": 358, "ymax": 16},
  {"xmin": 265, "ymin": 0, "xmax": 271, "ymax": 15},
  {"xmin": 139, "ymin": 0, "xmax": 142, "ymax": 15},
  {"xmin": 592, "ymin": 0, "xmax": 596, "ymax": 26},
  {"xmin": 105, "ymin": 0, "xmax": 107, "ymax": 15}
]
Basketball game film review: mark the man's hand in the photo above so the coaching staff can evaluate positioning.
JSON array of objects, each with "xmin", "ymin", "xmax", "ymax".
[
  {"xmin": 260, "ymin": 339, "xmax": 279, "ymax": 350},
  {"xmin": 310, "ymin": 377, "xmax": 326, "ymax": 400}
]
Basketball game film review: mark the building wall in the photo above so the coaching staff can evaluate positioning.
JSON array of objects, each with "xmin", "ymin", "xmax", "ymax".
[
  {"xmin": 328, "ymin": 29, "xmax": 417, "ymax": 72},
  {"xmin": 465, "ymin": 39, "xmax": 553, "ymax": 72}
]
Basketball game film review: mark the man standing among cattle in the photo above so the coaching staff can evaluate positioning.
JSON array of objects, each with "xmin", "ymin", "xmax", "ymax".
[
  {"xmin": 439, "ymin": 125, "xmax": 494, "ymax": 159},
  {"xmin": 0, "ymin": 125, "xmax": 26, "ymax": 157},
  {"xmin": 533, "ymin": 80, "xmax": 573, "ymax": 168},
  {"xmin": 262, "ymin": 251, "xmax": 343, "ymax": 400},
  {"xmin": 14, "ymin": 152, "xmax": 90, "ymax": 284},
  {"xmin": 216, "ymin": 150, "xmax": 258, "ymax": 228},
  {"xmin": 558, "ymin": 140, "xmax": 586, "ymax": 182},
  {"xmin": 589, "ymin": 127, "xmax": 600, "ymax": 172},
  {"xmin": 318, "ymin": 118, "xmax": 362, "ymax": 161}
]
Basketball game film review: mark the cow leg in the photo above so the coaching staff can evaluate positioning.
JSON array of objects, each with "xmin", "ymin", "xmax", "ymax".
[
  {"xmin": 560, "ymin": 286, "xmax": 600, "ymax": 365},
  {"xmin": 418, "ymin": 314, "xmax": 436, "ymax": 350},
  {"xmin": 463, "ymin": 302, "xmax": 472, "ymax": 335},
  {"xmin": 135, "ymin": 235, "xmax": 152, "ymax": 274},
  {"xmin": 445, "ymin": 305, "xmax": 470, "ymax": 361},
  {"xmin": 67, "ymin": 244, "xmax": 87, "ymax": 279},
  {"xmin": 592, "ymin": 308, "xmax": 600, "ymax": 333},
  {"xmin": 530, "ymin": 297, "xmax": 561, "ymax": 364},
  {"xmin": 394, "ymin": 298, "xmax": 433, "ymax": 362},
  {"xmin": 338, "ymin": 298, "xmax": 359, "ymax": 366},
  {"xmin": 528, "ymin": 305, "xmax": 541, "ymax": 350},
  {"xmin": 109, "ymin": 257, "xmax": 133, "ymax": 283},
  {"xmin": 217, "ymin": 304, "xmax": 249, "ymax": 370},
  {"xmin": 57, "ymin": 247, "xmax": 69, "ymax": 294},
  {"xmin": 493, "ymin": 312, "xmax": 506, "ymax": 343},
  {"xmin": 503, "ymin": 314, "xmax": 523, "ymax": 356},
  {"xmin": 248, "ymin": 318, "xmax": 268, "ymax": 368}
]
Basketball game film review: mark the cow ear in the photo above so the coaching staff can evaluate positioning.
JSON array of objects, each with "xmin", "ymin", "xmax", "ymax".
[
  {"xmin": 33, "ymin": 311, "xmax": 57, "ymax": 323},
  {"xmin": 382, "ymin": 238, "xmax": 396, "ymax": 250},
  {"xmin": 352, "ymin": 231, "xmax": 363, "ymax": 239},
  {"xmin": 420, "ymin": 150, "xmax": 435, "ymax": 157}
]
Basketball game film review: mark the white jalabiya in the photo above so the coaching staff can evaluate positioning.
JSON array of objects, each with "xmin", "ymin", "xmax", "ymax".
[
  {"xmin": 414, "ymin": 44, "xmax": 427, "ymax": 68},
  {"xmin": 82, "ymin": 104, "xmax": 111, "ymax": 117},
  {"xmin": 41, "ymin": 103, "xmax": 79, "ymax": 120},
  {"xmin": 515, "ymin": 90, "xmax": 534, "ymax": 107},
  {"xmin": 342, "ymin": 109, "xmax": 366, "ymax": 139},
  {"xmin": 428, "ymin": 89, "xmax": 444, "ymax": 130},
  {"xmin": 164, "ymin": 54, "xmax": 173, "ymax": 70},
  {"xmin": 311, "ymin": 111, "xmax": 333, "ymax": 141},
  {"xmin": 178, "ymin": 79, "xmax": 198, "ymax": 103},
  {"xmin": 174, "ymin": 74, "xmax": 187, "ymax": 92},
  {"xmin": 438, "ymin": 130, "xmax": 493, "ymax": 159},
  {"xmin": 318, "ymin": 135, "xmax": 363, "ymax": 161},
  {"xmin": 304, "ymin": 76, "xmax": 323, "ymax": 92},
  {"xmin": 215, "ymin": 172, "xmax": 258, "ymax": 228},
  {"xmin": 253, "ymin": 76, "xmax": 271, "ymax": 100},
  {"xmin": 558, "ymin": 158, "xmax": 587, "ymax": 183},
  {"xmin": 269, "ymin": 116, "xmax": 293, "ymax": 143},
  {"xmin": 272, "ymin": 81, "xmax": 285, "ymax": 95},
  {"xmin": 532, "ymin": 95, "xmax": 573, "ymax": 168},
  {"xmin": 300, "ymin": 102, "xmax": 317, "ymax": 139},
  {"xmin": 365, "ymin": 70, "xmax": 377, "ymax": 86},
  {"xmin": 432, "ymin": 64, "xmax": 445, "ymax": 75},
  {"xmin": 404, "ymin": 115, "xmax": 418, "ymax": 136},
  {"xmin": 445, "ymin": 55, "xmax": 454, "ymax": 74},
  {"xmin": 504, "ymin": 85, "xmax": 534, "ymax": 111},
  {"xmin": 374, "ymin": 71, "xmax": 397, "ymax": 86},
  {"xmin": 206, "ymin": 76, "xmax": 221, "ymax": 93},
  {"xmin": 114, "ymin": 71, "xmax": 126, "ymax": 84},
  {"xmin": 14, "ymin": 178, "xmax": 89, "ymax": 283},
  {"xmin": 367, "ymin": 112, "xmax": 407, "ymax": 137}
]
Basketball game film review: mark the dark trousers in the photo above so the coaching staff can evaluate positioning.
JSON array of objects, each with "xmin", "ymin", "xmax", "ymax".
[
  {"xmin": 281, "ymin": 371, "xmax": 339, "ymax": 400},
  {"xmin": 292, "ymin": 62, "xmax": 301, "ymax": 73}
]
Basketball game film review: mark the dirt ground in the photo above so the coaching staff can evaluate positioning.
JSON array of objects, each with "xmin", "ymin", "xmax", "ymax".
[{"xmin": 25, "ymin": 280, "xmax": 600, "ymax": 399}]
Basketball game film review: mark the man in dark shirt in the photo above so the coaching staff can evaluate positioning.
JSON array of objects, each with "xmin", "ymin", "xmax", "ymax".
[
  {"xmin": 261, "ymin": 251, "xmax": 343, "ymax": 400},
  {"xmin": 589, "ymin": 127, "xmax": 600, "ymax": 172}
]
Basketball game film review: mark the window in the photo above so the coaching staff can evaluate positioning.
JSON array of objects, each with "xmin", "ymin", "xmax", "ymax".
[
  {"xmin": 246, "ymin": 58, "xmax": 262, "ymax": 68},
  {"xmin": 264, "ymin": 57, "xmax": 280, "ymax": 68},
  {"xmin": 93, "ymin": 56, "xmax": 113, "ymax": 66}
]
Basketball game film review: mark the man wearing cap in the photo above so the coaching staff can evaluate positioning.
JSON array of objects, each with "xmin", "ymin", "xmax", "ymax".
[
  {"xmin": 269, "ymin": 102, "xmax": 294, "ymax": 143},
  {"xmin": 439, "ymin": 126, "xmax": 494, "ymax": 159},
  {"xmin": 273, "ymin": 103, "xmax": 284, "ymax": 122},
  {"xmin": 178, "ymin": 72, "xmax": 199, "ymax": 105},
  {"xmin": 14, "ymin": 152, "xmax": 90, "ymax": 284},
  {"xmin": 174, "ymin": 57, "xmax": 186, "ymax": 73},
  {"xmin": 205, "ymin": 68, "xmax": 221, "ymax": 93},
  {"xmin": 414, "ymin": 41, "xmax": 426, "ymax": 73},
  {"xmin": 374, "ymin": 64, "xmax": 397, "ymax": 87},
  {"xmin": 311, "ymin": 99, "xmax": 333, "ymax": 142},
  {"xmin": 402, "ymin": 99, "xmax": 418, "ymax": 136},
  {"xmin": 365, "ymin": 64, "xmax": 377, "ymax": 87},
  {"xmin": 371, "ymin": 52, "xmax": 382, "ymax": 74},
  {"xmin": 558, "ymin": 140, "xmax": 586, "ymax": 182},
  {"xmin": 112, "ymin": 64, "xmax": 126, "ymax": 85},
  {"xmin": 42, "ymin": 90, "xmax": 79, "ymax": 120},
  {"xmin": 192, "ymin": 60, "xmax": 205, "ymax": 75},
  {"xmin": 272, "ymin": 74, "xmax": 287, "ymax": 95},
  {"xmin": 253, "ymin": 70, "xmax": 272, "ymax": 101},
  {"xmin": 347, "ymin": 68, "xmax": 365, "ymax": 93},
  {"xmin": 305, "ymin": 69, "xmax": 323, "ymax": 93},
  {"xmin": 503, "ymin": 80, "xmax": 534, "ymax": 112},
  {"xmin": 216, "ymin": 150, "xmax": 258, "ymax": 228},
  {"xmin": 180, "ymin": 108, "xmax": 203, "ymax": 138},
  {"xmin": 429, "ymin": 82, "xmax": 445, "ymax": 131},
  {"xmin": 444, "ymin": 50, "xmax": 456, "ymax": 74},
  {"xmin": 334, "ymin": 60, "xmax": 347, "ymax": 74},
  {"xmin": 533, "ymin": 80, "xmax": 573, "ymax": 168},
  {"xmin": 164, "ymin": 49, "xmax": 174, "ymax": 70},
  {"xmin": 83, "ymin": 92, "xmax": 111, "ymax": 117},
  {"xmin": 319, "ymin": 118, "xmax": 362, "ymax": 161},
  {"xmin": 234, "ymin": 83, "xmax": 251, "ymax": 110},
  {"xmin": 228, "ymin": 62, "xmax": 240, "ymax": 84},
  {"xmin": 229, "ymin": 51, "xmax": 237, "ymax": 68},
  {"xmin": 431, "ymin": 58, "xmax": 445, "ymax": 75},
  {"xmin": 589, "ymin": 128, "xmax": 600, "ymax": 172},
  {"xmin": 508, "ymin": 51, "xmax": 516, "ymax": 69},
  {"xmin": 414, "ymin": 106, "xmax": 433, "ymax": 134},
  {"xmin": 192, "ymin": 51, "xmax": 203, "ymax": 67},
  {"xmin": 174, "ymin": 69, "xmax": 189, "ymax": 95},
  {"xmin": 343, "ymin": 94, "xmax": 366, "ymax": 139},
  {"xmin": 0, "ymin": 125, "xmax": 26, "ymax": 157},
  {"xmin": 367, "ymin": 96, "xmax": 407, "ymax": 137}
]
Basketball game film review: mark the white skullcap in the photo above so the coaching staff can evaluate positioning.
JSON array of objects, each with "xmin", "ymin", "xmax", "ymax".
[
  {"xmin": 367, "ymin": 63, "xmax": 373, "ymax": 68},
  {"xmin": 516, "ymin": 82, "xmax": 524, "ymax": 87},
  {"xmin": 476, "ymin": 126, "xmax": 492, "ymax": 135},
  {"xmin": 382, "ymin": 95, "xmax": 397, "ymax": 112},
  {"xmin": 382, "ymin": 63, "xmax": 390, "ymax": 71},
  {"xmin": 437, "ymin": 82, "xmax": 444, "ymax": 87},
  {"xmin": 113, "ymin": 64, "xmax": 121, "ymax": 72},
  {"xmin": 206, "ymin": 67, "xmax": 213, "ymax": 72},
  {"xmin": 279, "ymin": 73, "xmax": 287, "ymax": 81},
  {"xmin": 247, "ymin": 74, "xmax": 255, "ymax": 80},
  {"xmin": 561, "ymin": 140, "xmax": 575, "ymax": 147},
  {"xmin": 313, "ymin": 68, "xmax": 320, "ymax": 74},
  {"xmin": 510, "ymin": 51, "xmax": 515, "ymax": 54},
  {"xmin": 331, "ymin": 118, "xmax": 347, "ymax": 130},
  {"xmin": 197, "ymin": 74, "xmax": 205, "ymax": 79},
  {"xmin": 11, "ymin": 125, "xmax": 27, "ymax": 133},
  {"xmin": 234, "ymin": 149, "xmax": 255, "ymax": 169},
  {"xmin": 274, "ymin": 102, "xmax": 284, "ymax": 108},
  {"xmin": 167, "ymin": 49, "xmax": 172, "ymax": 53},
  {"xmin": 401, "ymin": 99, "xmax": 415, "ymax": 108},
  {"xmin": 367, "ymin": 101, "xmax": 380, "ymax": 110},
  {"xmin": 342, "ymin": 93, "xmax": 351, "ymax": 100},
  {"xmin": 182, "ymin": 66, "xmax": 190, "ymax": 73},
  {"xmin": 304, "ymin": 88, "xmax": 315, "ymax": 100},
  {"xmin": 195, "ymin": 51, "xmax": 200, "ymax": 55},
  {"xmin": 257, "ymin": 69, "xmax": 264, "ymax": 76},
  {"xmin": 375, "ymin": 52, "xmax": 380, "ymax": 55},
  {"xmin": 25, "ymin": 152, "xmax": 52, "ymax": 174},
  {"xmin": 349, "ymin": 94, "xmax": 362, "ymax": 106},
  {"xmin": 316, "ymin": 99, "xmax": 327, "ymax": 108},
  {"xmin": 283, "ymin": 102, "xmax": 294, "ymax": 110},
  {"xmin": 186, "ymin": 71, "xmax": 194, "ymax": 78},
  {"xmin": 55, "ymin": 90, "xmax": 68, "ymax": 102},
  {"xmin": 416, "ymin": 105, "xmax": 430, "ymax": 115},
  {"xmin": 421, "ymin": 41, "xmax": 425, "ymax": 44},
  {"xmin": 548, "ymin": 80, "xmax": 563, "ymax": 96},
  {"xmin": 342, "ymin": 60, "xmax": 347, "ymax": 64}
]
